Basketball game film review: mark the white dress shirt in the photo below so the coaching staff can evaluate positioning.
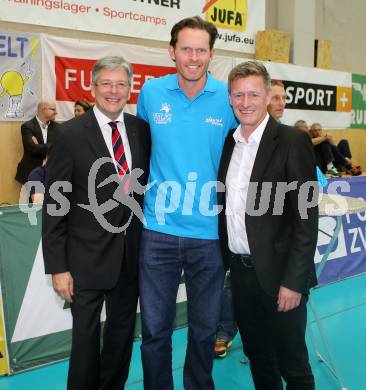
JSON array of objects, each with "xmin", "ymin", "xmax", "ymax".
[
  {"xmin": 226, "ymin": 113, "xmax": 270, "ymax": 254},
  {"xmin": 36, "ymin": 116, "xmax": 48, "ymax": 143},
  {"xmin": 93, "ymin": 106, "xmax": 132, "ymax": 173}
]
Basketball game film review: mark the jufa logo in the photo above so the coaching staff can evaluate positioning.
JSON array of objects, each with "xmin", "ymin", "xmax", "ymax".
[{"xmin": 202, "ymin": 0, "xmax": 247, "ymax": 32}]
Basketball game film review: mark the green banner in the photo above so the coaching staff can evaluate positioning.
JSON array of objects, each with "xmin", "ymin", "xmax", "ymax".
[
  {"xmin": 352, "ymin": 73, "xmax": 366, "ymax": 128},
  {"xmin": 0, "ymin": 205, "xmax": 187, "ymax": 374}
]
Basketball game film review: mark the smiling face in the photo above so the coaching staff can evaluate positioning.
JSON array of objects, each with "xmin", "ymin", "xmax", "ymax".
[
  {"xmin": 268, "ymin": 84, "xmax": 286, "ymax": 121},
  {"xmin": 168, "ymin": 27, "xmax": 214, "ymax": 88},
  {"xmin": 229, "ymin": 75, "xmax": 271, "ymax": 136},
  {"xmin": 91, "ymin": 67, "xmax": 130, "ymax": 121}
]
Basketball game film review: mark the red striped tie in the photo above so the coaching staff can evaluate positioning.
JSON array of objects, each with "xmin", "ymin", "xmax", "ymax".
[{"xmin": 109, "ymin": 121, "xmax": 130, "ymax": 178}]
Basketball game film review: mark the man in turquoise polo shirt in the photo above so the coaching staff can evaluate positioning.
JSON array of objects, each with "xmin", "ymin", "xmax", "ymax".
[{"xmin": 137, "ymin": 16, "xmax": 237, "ymax": 390}]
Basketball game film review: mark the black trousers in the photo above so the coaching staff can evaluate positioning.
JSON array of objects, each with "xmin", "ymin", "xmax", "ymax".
[
  {"xmin": 331, "ymin": 142, "xmax": 351, "ymax": 170},
  {"xmin": 337, "ymin": 139, "xmax": 352, "ymax": 159},
  {"xmin": 314, "ymin": 141, "xmax": 334, "ymax": 172},
  {"xmin": 230, "ymin": 259, "xmax": 315, "ymax": 390},
  {"xmin": 314, "ymin": 140, "xmax": 351, "ymax": 173},
  {"xmin": 68, "ymin": 263, "xmax": 138, "ymax": 390}
]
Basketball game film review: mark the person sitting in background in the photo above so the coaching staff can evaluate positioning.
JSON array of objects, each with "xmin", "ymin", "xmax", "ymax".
[
  {"xmin": 267, "ymin": 80, "xmax": 286, "ymax": 122},
  {"xmin": 294, "ymin": 120, "xmax": 341, "ymax": 177},
  {"xmin": 294, "ymin": 119, "xmax": 310, "ymax": 133},
  {"xmin": 309, "ymin": 123, "xmax": 361, "ymax": 176},
  {"xmin": 15, "ymin": 100, "xmax": 58, "ymax": 185},
  {"xmin": 74, "ymin": 99, "xmax": 92, "ymax": 117}
]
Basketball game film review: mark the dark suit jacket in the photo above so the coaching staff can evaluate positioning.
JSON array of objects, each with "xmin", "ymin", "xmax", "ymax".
[
  {"xmin": 218, "ymin": 117, "xmax": 318, "ymax": 297},
  {"xmin": 15, "ymin": 117, "xmax": 58, "ymax": 184},
  {"xmin": 42, "ymin": 110, "xmax": 150, "ymax": 289}
]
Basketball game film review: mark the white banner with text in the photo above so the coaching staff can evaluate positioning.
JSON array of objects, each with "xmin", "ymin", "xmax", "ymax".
[
  {"xmin": 1, "ymin": 0, "xmax": 265, "ymax": 53},
  {"xmin": 43, "ymin": 34, "xmax": 353, "ymax": 128},
  {"xmin": 246, "ymin": 60, "xmax": 352, "ymax": 129}
]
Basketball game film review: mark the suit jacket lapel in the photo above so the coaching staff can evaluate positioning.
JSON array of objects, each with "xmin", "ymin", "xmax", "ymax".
[
  {"xmin": 250, "ymin": 117, "xmax": 279, "ymax": 183},
  {"xmin": 219, "ymin": 130, "xmax": 235, "ymax": 184},
  {"xmin": 47, "ymin": 121, "xmax": 58, "ymax": 143},
  {"xmin": 84, "ymin": 110, "xmax": 116, "ymax": 179},
  {"xmin": 218, "ymin": 129, "xmax": 236, "ymax": 206},
  {"xmin": 32, "ymin": 117, "xmax": 45, "ymax": 144}
]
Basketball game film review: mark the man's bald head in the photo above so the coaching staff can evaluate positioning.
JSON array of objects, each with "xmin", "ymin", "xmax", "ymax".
[{"xmin": 37, "ymin": 100, "xmax": 57, "ymax": 123}]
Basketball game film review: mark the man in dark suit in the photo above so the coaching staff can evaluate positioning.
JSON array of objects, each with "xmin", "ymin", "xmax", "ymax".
[
  {"xmin": 42, "ymin": 56, "xmax": 150, "ymax": 390},
  {"xmin": 218, "ymin": 61, "xmax": 318, "ymax": 389},
  {"xmin": 15, "ymin": 100, "xmax": 58, "ymax": 184}
]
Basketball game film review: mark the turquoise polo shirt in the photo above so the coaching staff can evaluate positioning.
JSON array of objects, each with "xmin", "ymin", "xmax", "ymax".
[{"xmin": 137, "ymin": 73, "xmax": 237, "ymax": 239}]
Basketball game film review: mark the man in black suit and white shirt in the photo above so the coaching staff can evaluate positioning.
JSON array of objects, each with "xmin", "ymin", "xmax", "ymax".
[
  {"xmin": 218, "ymin": 61, "xmax": 318, "ymax": 389},
  {"xmin": 15, "ymin": 100, "xmax": 58, "ymax": 185},
  {"xmin": 42, "ymin": 56, "xmax": 150, "ymax": 390}
]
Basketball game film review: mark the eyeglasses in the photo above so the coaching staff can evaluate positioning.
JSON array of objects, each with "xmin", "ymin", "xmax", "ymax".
[{"xmin": 95, "ymin": 81, "xmax": 129, "ymax": 90}]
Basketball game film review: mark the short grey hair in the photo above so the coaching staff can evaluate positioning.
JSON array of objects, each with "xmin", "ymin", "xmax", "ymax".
[
  {"xmin": 310, "ymin": 122, "xmax": 322, "ymax": 130},
  {"xmin": 228, "ymin": 60, "xmax": 271, "ymax": 94},
  {"xmin": 91, "ymin": 56, "xmax": 133, "ymax": 86},
  {"xmin": 294, "ymin": 120, "xmax": 308, "ymax": 129}
]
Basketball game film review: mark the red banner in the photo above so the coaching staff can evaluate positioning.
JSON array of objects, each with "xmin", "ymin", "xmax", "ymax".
[{"xmin": 55, "ymin": 56, "xmax": 176, "ymax": 104}]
